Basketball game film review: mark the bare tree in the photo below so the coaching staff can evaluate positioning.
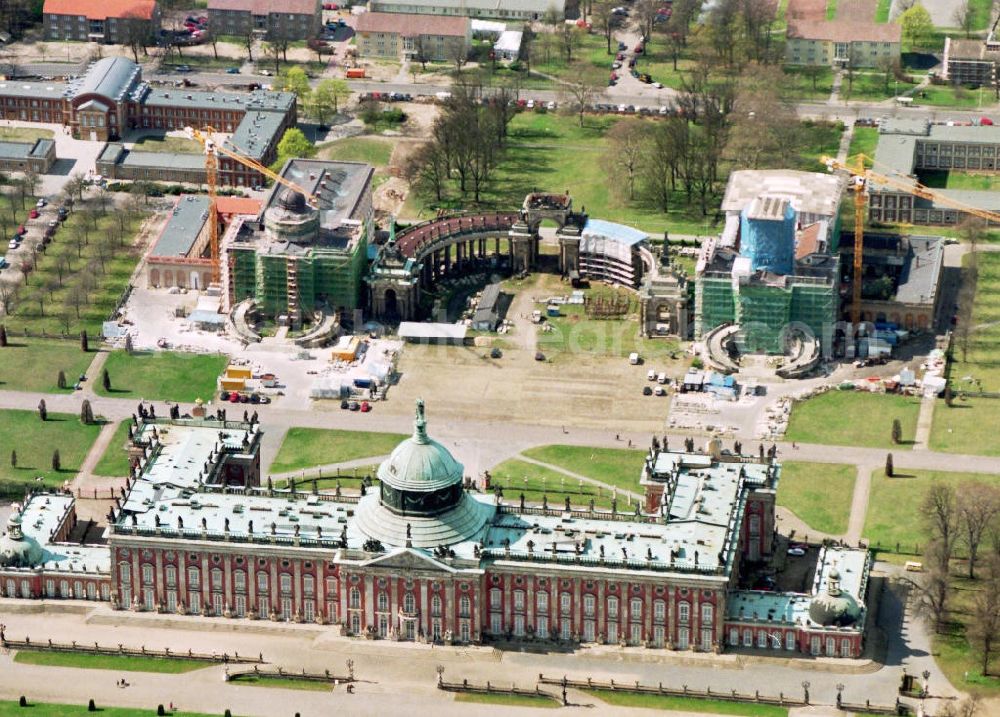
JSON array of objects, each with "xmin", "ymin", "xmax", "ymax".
[
  {"xmin": 605, "ymin": 119, "xmax": 648, "ymax": 201},
  {"xmin": 923, "ymin": 481, "xmax": 959, "ymax": 567},
  {"xmin": 560, "ymin": 62, "xmax": 602, "ymax": 126},
  {"xmin": 445, "ymin": 38, "xmax": 469, "ymax": 73},
  {"xmin": 969, "ymin": 559, "xmax": 1000, "ymax": 676},
  {"xmin": 592, "ymin": 0, "xmax": 617, "ymax": 54},
  {"xmin": 120, "ymin": 10, "xmax": 152, "ymax": 63},
  {"xmin": 405, "ymin": 142, "xmax": 449, "ymax": 203},
  {"xmin": 912, "ymin": 540, "xmax": 952, "ymax": 632},
  {"xmin": 953, "ymin": 0, "xmax": 976, "ymax": 38},
  {"xmin": 242, "ymin": 27, "xmax": 255, "ymax": 62},
  {"xmin": 958, "ymin": 481, "xmax": 1000, "ymax": 579},
  {"xmin": 558, "ymin": 24, "xmax": 583, "ymax": 63}
]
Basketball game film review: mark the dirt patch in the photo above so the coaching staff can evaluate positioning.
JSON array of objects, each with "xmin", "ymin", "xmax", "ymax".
[{"xmin": 373, "ymin": 176, "xmax": 409, "ymax": 219}]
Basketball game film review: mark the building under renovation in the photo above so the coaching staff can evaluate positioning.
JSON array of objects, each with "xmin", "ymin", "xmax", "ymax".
[
  {"xmin": 223, "ymin": 159, "xmax": 374, "ymax": 327},
  {"xmin": 695, "ymin": 170, "xmax": 846, "ymax": 354}
]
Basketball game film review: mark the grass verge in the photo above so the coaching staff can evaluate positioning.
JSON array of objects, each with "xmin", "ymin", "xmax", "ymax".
[
  {"xmin": 91, "ymin": 420, "xmax": 133, "ymax": 477},
  {"xmin": 784, "ymin": 391, "xmax": 921, "ymax": 449},
  {"xmin": 454, "ymin": 692, "xmax": 560, "ymax": 708},
  {"xmin": 94, "ymin": 351, "xmax": 228, "ymax": 403},
  {"xmin": 520, "ymin": 444, "xmax": 646, "ymax": 493},
  {"xmin": 0, "ymin": 340, "xmax": 94, "ymax": 394},
  {"xmin": 13, "ymin": 650, "xmax": 209, "ymax": 673},
  {"xmin": 585, "ymin": 689, "xmax": 788, "ymax": 716},
  {"xmin": 776, "ymin": 461, "xmax": 856, "ymax": 535},
  {"xmin": 268, "ymin": 427, "xmax": 408, "ymax": 474},
  {"xmin": 228, "ymin": 674, "xmax": 332, "ymax": 691},
  {"xmin": 488, "ymin": 458, "xmax": 616, "ymax": 509},
  {"xmin": 0, "ymin": 409, "xmax": 101, "ymax": 493},
  {"xmin": 0, "ymin": 701, "xmax": 225, "ymax": 717}
]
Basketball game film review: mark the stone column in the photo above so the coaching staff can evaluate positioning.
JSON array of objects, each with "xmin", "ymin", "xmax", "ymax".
[
  {"xmin": 293, "ymin": 559, "xmax": 302, "ymax": 620},
  {"xmin": 365, "ymin": 575, "xmax": 375, "ymax": 630},
  {"xmin": 597, "ymin": 581, "xmax": 605, "ymax": 642},
  {"xmin": 248, "ymin": 559, "xmax": 257, "ymax": 616},
  {"xmin": 420, "ymin": 579, "xmax": 429, "ymax": 637},
  {"xmin": 178, "ymin": 556, "xmax": 188, "ymax": 612},
  {"xmin": 644, "ymin": 585, "xmax": 652, "ymax": 645},
  {"xmin": 224, "ymin": 555, "xmax": 233, "ymax": 614},
  {"xmin": 389, "ymin": 575, "xmax": 398, "ymax": 635},
  {"xmin": 154, "ymin": 550, "xmax": 164, "ymax": 604},
  {"xmin": 573, "ymin": 578, "xmax": 582, "ymax": 639},
  {"xmin": 445, "ymin": 580, "xmax": 455, "ymax": 636},
  {"xmin": 269, "ymin": 559, "xmax": 278, "ymax": 618},
  {"xmin": 316, "ymin": 562, "xmax": 325, "ymax": 623},
  {"xmin": 526, "ymin": 578, "xmax": 534, "ymax": 637},
  {"xmin": 201, "ymin": 555, "xmax": 211, "ymax": 613}
]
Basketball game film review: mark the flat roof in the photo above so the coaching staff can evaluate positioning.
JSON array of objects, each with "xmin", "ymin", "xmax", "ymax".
[
  {"xmin": 151, "ymin": 195, "xmax": 210, "ymax": 258},
  {"xmin": 120, "ymin": 150, "xmax": 206, "ymax": 171},
  {"xmin": 495, "ymin": 30, "xmax": 522, "ymax": 53},
  {"xmin": 398, "ymin": 322, "xmax": 467, "ymax": 340},
  {"xmin": 0, "ymin": 80, "xmax": 66, "ymax": 99},
  {"xmin": 12, "ymin": 493, "xmax": 110, "ymax": 574},
  {"xmin": 893, "ymin": 236, "xmax": 943, "ymax": 306},
  {"xmin": 226, "ymin": 110, "xmax": 285, "ymax": 161},
  {"xmin": 721, "ymin": 170, "xmax": 845, "ymax": 218},
  {"xmin": 0, "ymin": 140, "xmax": 39, "ymax": 159},
  {"xmin": 268, "ymin": 159, "xmax": 374, "ymax": 228}
]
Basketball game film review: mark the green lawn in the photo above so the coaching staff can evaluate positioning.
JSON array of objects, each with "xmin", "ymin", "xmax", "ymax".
[
  {"xmin": 0, "ymin": 340, "xmax": 94, "ymax": 393},
  {"xmin": 317, "ymin": 137, "xmax": 393, "ymax": 166},
  {"xmin": 780, "ymin": 66, "xmax": 834, "ymax": 100},
  {"xmin": 848, "ymin": 126, "xmax": 878, "ymax": 167},
  {"xmin": 775, "ymin": 461, "xmax": 855, "ymax": 535},
  {"xmin": 6, "ymin": 207, "xmax": 147, "ymax": 336},
  {"xmin": 920, "ymin": 169, "xmax": 1000, "ymax": 191},
  {"xmin": 863, "ymin": 469, "xmax": 1000, "ymax": 553},
  {"xmin": 0, "ymin": 127, "xmax": 54, "ymax": 142},
  {"xmin": 454, "ymin": 692, "xmax": 559, "ymax": 708},
  {"xmin": 948, "ymin": 253, "xmax": 1000, "ymax": 394},
  {"xmin": 840, "ymin": 72, "xmax": 916, "ymax": 102},
  {"xmin": 130, "ymin": 135, "xmax": 202, "ymax": 154},
  {"xmin": 228, "ymin": 674, "xmax": 332, "ymax": 691},
  {"xmin": 914, "ymin": 85, "xmax": 987, "ymax": 108},
  {"xmin": 933, "ymin": 571, "xmax": 1000, "ymax": 696},
  {"xmin": 968, "ymin": 0, "xmax": 995, "ymax": 31},
  {"xmin": 488, "ymin": 458, "xmax": 617, "ymax": 509},
  {"xmin": 0, "ymin": 409, "xmax": 101, "ymax": 495},
  {"xmin": 520, "ymin": 444, "xmax": 646, "ymax": 493},
  {"xmin": 272, "ymin": 469, "xmax": 380, "ymax": 491},
  {"xmin": 94, "ymin": 351, "xmax": 228, "ymax": 403},
  {"xmin": 0, "ymin": 701, "xmax": 225, "ymax": 717},
  {"xmin": 91, "ymin": 420, "xmax": 133, "ymax": 477},
  {"xmin": 13, "ymin": 650, "xmax": 209, "ymax": 673},
  {"xmin": 268, "ymin": 427, "xmax": 408, "ymax": 474},
  {"xmin": 785, "ymin": 391, "xmax": 921, "ymax": 449},
  {"xmin": 585, "ymin": 690, "xmax": 788, "ymax": 716}
]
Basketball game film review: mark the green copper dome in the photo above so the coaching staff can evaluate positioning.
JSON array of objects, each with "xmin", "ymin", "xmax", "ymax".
[
  {"xmin": 377, "ymin": 399, "xmax": 464, "ymax": 493},
  {"xmin": 808, "ymin": 568, "xmax": 861, "ymax": 627},
  {"xmin": 0, "ymin": 513, "xmax": 44, "ymax": 568}
]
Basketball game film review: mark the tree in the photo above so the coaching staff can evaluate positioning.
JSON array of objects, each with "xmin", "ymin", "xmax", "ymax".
[
  {"xmin": 891, "ymin": 418, "xmax": 902, "ymax": 444},
  {"xmin": 64, "ymin": 172, "xmax": 86, "ymax": 202},
  {"xmin": 281, "ymin": 66, "xmax": 312, "ymax": 109},
  {"xmin": 876, "ymin": 55, "xmax": 900, "ymax": 94},
  {"xmin": 953, "ymin": 0, "xmax": 976, "ymax": 38},
  {"xmin": 592, "ymin": 0, "xmax": 617, "ymax": 54},
  {"xmin": 970, "ymin": 561, "xmax": 1000, "ymax": 676},
  {"xmin": 81, "ymin": 399, "xmax": 94, "ymax": 425},
  {"xmin": 885, "ymin": 452, "xmax": 894, "ymax": 477},
  {"xmin": 900, "ymin": 4, "xmax": 935, "ymax": 50},
  {"xmin": 263, "ymin": 41, "xmax": 284, "ymax": 75},
  {"xmin": 10, "ymin": 450, "xmax": 15, "ymax": 468},
  {"xmin": 102, "ymin": 368, "xmax": 111, "ymax": 393},
  {"xmin": 957, "ymin": 482, "xmax": 1000, "ymax": 579},
  {"xmin": 0, "ymin": 325, "xmax": 6, "ymax": 347},
  {"xmin": 725, "ymin": 65, "xmax": 800, "ymax": 169},
  {"xmin": 404, "ymin": 141, "xmax": 449, "ymax": 203},
  {"xmin": 310, "ymin": 79, "xmax": 349, "ymax": 126},
  {"xmin": 605, "ymin": 119, "xmax": 648, "ymax": 201},
  {"xmin": 558, "ymin": 24, "xmax": 583, "ymax": 63},
  {"xmin": 120, "ymin": 11, "xmax": 152, "ymax": 63},
  {"xmin": 58, "ymin": 370, "xmax": 66, "ymax": 389},
  {"xmin": 80, "ymin": 329, "xmax": 88, "ymax": 352},
  {"xmin": 270, "ymin": 128, "xmax": 316, "ymax": 172},
  {"xmin": 37, "ymin": 399, "xmax": 46, "ymax": 421},
  {"xmin": 124, "ymin": 333, "xmax": 133, "ymax": 354},
  {"xmin": 922, "ymin": 482, "xmax": 959, "ymax": 567},
  {"xmin": 445, "ymin": 37, "xmax": 469, "ymax": 73},
  {"xmin": 561, "ymin": 62, "xmax": 602, "ymax": 127},
  {"xmin": 912, "ymin": 539, "xmax": 951, "ymax": 632}
]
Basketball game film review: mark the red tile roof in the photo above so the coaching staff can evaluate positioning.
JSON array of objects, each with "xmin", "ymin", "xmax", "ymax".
[
  {"xmin": 795, "ymin": 222, "xmax": 822, "ymax": 260},
  {"xmin": 43, "ymin": 0, "xmax": 157, "ymax": 20},
  {"xmin": 356, "ymin": 12, "xmax": 470, "ymax": 38},
  {"xmin": 787, "ymin": 19, "xmax": 901, "ymax": 43},
  {"xmin": 208, "ymin": 0, "xmax": 318, "ymax": 15},
  {"xmin": 215, "ymin": 196, "xmax": 262, "ymax": 216}
]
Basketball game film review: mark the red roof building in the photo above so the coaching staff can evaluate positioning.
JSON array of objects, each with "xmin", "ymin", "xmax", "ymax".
[{"xmin": 43, "ymin": 0, "xmax": 160, "ymax": 44}]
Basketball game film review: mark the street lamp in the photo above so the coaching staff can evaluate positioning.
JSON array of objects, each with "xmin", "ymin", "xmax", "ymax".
[
  {"xmin": 922, "ymin": 670, "xmax": 930, "ymax": 698},
  {"xmin": 801, "ymin": 680, "xmax": 810, "ymax": 705},
  {"xmin": 836, "ymin": 683, "xmax": 844, "ymax": 708}
]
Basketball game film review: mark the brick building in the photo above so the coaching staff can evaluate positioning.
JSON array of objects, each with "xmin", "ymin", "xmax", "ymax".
[
  {"xmin": 0, "ymin": 57, "xmax": 295, "ymax": 186},
  {"xmin": 43, "ymin": 0, "xmax": 160, "ymax": 44},
  {"xmin": 1, "ymin": 405, "xmax": 870, "ymax": 658},
  {"xmin": 207, "ymin": 0, "xmax": 321, "ymax": 41}
]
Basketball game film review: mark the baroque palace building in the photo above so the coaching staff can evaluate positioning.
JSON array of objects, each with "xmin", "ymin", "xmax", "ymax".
[{"xmin": 0, "ymin": 405, "xmax": 870, "ymax": 658}]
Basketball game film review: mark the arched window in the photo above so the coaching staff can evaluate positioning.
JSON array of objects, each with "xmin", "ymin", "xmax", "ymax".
[
  {"xmin": 303, "ymin": 575, "xmax": 315, "ymax": 596},
  {"xmin": 749, "ymin": 514, "xmax": 761, "ymax": 536},
  {"xmin": 118, "ymin": 562, "xmax": 130, "ymax": 582},
  {"xmin": 257, "ymin": 572, "xmax": 268, "ymax": 591},
  {"xmin": 211, "ymin": 568, "xmax": 223, "ymax": 589},
  {"xmin": 165, "ymin": 565, "xmax": 177, "ymax": 587},
  {"xmin": 701, "ymin": 603, "xmax": 713, "ymax": 623},
  {"xmin": 536, "ymin": 592, "xmax": 548, "ymax": 612},
  {"xmin": 141, "ymin": 564, "xmax": 154, "ymax": 585},
  {"xmin": 233, "ymin": 570, "xmax": 246, "ymax": 591},
  {"xmin": 654, "ymin": 600, "xmax": 666, "ymax": 621},
  {"xmin": 678, "ymin": 601, "xmax": 690, "ymax": 623},
  {"xmin": 459, "ymin": 595, "xmax": 470, "ymax": 617},
  {"xmin": 377, "ymin": 591, "xmax": 389, "ymax": 612},
  {"xmin": 187, "ymin": 567, "xmax": 200, "ymax": 587},
  {"xmin": 490, "ymin": 587, "xmax": 502, "ymax": 608},
  {"xmin": 403, "ymin": 592, "xmax": 415, "ymax": 613},
  {"xmin": 431, "ymin": 594, "xmax": 442, "ymax": 616},
  {"xmin": 349, "ymin": 587, "xmax": 360, "ymax": 609}
]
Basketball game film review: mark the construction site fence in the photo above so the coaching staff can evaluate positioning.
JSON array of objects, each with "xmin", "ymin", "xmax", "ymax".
[
  {"xmin": 438, "ymin": 678, "xmax": 558, "ymax": 702},
  {"xmin": 2, "ymin": 637, "xmax": 264, "ymax": 665}
]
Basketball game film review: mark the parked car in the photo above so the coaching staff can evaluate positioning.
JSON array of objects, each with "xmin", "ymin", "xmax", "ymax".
[
  {"xmin": 35, "ymin": 198, "xmax": 46, "ymax": 208},
  {"xmin": 28, "ymin": 209, "xmax": 39, "ymax": 219},
  {"xmin": 57, "ymin": 207, "xmax": 69, "ymax": 220},
  {"xmin": 349, "ymin": 401, "xmax": 360, "ymax": 411},
  {"xmin": 48, "ymin": 220, "xmax": 58, "ymax": 229},
  {"xmin": 642, "ymin": 386, "xmax": 653, "ymax": 396},
  {"xmin": 534, "ymin": 351, "xmax": 546, "ymax": 361},
  {"xmin": 787, "ymin": 547, "xmax": 807, "ymax": 557},
  {"xmin": 176, "ymin": 64, "xmax": 192, "ymax": 73},
  {"xmin": 226, "ymin": 67, "xmax": 240, "ymax": 74},
  {"xmin": 654, "ymin": 385, "xmax": 666, "ymax": 396},
  {"xmin": 16, "ymin": 225, "xmax": 26, "ymax": 235},
  {"xmin": 219, "ymin": 391, "xmax": 230, "ymax": 401},
  {"xmin": 228, "ymin": 392, "xmax": 240, "ymax": 403},
  {"xmin": 0, "ymin": 256, "xmax": 7, "ymax": 269},
  {"xmin": 360, "ymin": 401, "xmax": 371, "ymax": 412},
  {"xmin": 340, "ymin": 399, "xmax": 350, "ymax": 409},
  {"xmin": 7, "ymin": 239, "xmax": 18, "ymax": 250},
  {"xmin": 490, "ymin": 347, "xmax": 502, "ymax": 359}
]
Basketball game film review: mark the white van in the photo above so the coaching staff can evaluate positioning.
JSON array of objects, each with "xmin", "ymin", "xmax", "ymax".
[
  {"xmin": 657, "ymin": 372, "xmax": 668, "ymax": 384},
  {"xmin": 647, "ymin": 369, "xmax": 657, "ymax": 381},
  {"xmin": 628, "ymin": 352, "xmax": 640, "ymax": 365}
]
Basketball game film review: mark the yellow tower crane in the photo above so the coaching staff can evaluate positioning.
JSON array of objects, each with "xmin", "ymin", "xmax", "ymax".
[
  {"xmin": 823, "ymin": 153, "xmax": 1000, "ymax": 327},
  {"xmin": 185, "ymin": 126, "xmax": 319, "ymax": 284}
]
